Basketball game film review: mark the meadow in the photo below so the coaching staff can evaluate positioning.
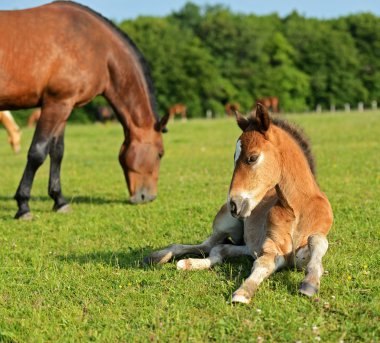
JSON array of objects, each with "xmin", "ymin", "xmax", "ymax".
[{"xmin": 0, "ymin": 112, "xmax": 379, "ymax": 342}]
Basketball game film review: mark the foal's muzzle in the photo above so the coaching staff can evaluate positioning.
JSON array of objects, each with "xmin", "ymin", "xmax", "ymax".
[{"xmin": 229, "ymin": 196, "xmax": 252, "ymax": 218}]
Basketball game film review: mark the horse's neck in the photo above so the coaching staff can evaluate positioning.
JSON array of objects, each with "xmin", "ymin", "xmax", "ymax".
[
  {"xmin": 105, "ymin": 39, "xmax": 156, "ymax": 131},
  {"xmin": 273, "ymin": 126, "xmax": 318, "ymax": 214}
]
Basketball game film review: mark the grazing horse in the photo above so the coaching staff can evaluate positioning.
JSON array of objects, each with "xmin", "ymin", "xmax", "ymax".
[
  {"xmin": 225, "ymin": 103, "xmax": 240, "ymax": 117},
  {"xmin": 146, "ymin": 104, "xmax": 333, "ymax": 304},
  {"xmin": 0, "ymin": 1, "xmax": 169, "ymax": 219},
  {"xmin": 0, "ymin": 111, "xmax": 22, "ymax": 153},
  {"xmin": 169, "ymin": 104, "xmax": 187, "ymax": 121},
  {"xmin": 256, "ymin": 97, "xmax": 279, "ymax": 113},
  {"xmin": 27, "ymin": 108, "xmax": 41, "ymax": 128}
]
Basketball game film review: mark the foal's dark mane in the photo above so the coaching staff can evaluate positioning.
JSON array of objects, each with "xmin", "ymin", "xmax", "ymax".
[
  {"xmin": 53, "ymin": 0, "xmax": 159, "ymax": 121},
  {"xmin": 272, "ymin": 118, "xmax": 316, "ymax": 176},
  {"xmin": 246, "ymin": 117, "xmax": 316, "ymax": 176}
]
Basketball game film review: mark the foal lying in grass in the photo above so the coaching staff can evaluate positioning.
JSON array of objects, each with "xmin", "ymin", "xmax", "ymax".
[{"xmin": 146, "ymin": 104, "xmax": 333, "ymax": 304}]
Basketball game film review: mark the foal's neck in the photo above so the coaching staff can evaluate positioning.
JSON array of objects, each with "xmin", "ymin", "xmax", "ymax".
[{"xmin": 272, "ymin": 126, "xmax": 318, "ymax": 214}]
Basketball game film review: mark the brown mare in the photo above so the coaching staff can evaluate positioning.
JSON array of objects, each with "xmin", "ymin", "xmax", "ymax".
[
  {"xmin": 168, "ymin": 104, "xmax": 187, "ymax": 121},
  {"xmin": 225, "ymin": 103, "xmax": 240, "ymax": 117},
  {"xmin": 256, "ymin": 96, "xmax": 279, "ymax": 113},
  {"xmin": 146, "ymin": 104, "xmax": 333, "ymax": 304},
  {"xmin": 0, "ymin": 2, "xmax": 169, "ymax": 219},
  {"xmin": 0, "ymin": 111, "xmax": 22, "ymax": 153}
]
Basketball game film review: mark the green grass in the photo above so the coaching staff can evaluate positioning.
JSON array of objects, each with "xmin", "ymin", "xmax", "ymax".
[{"xmin": 0, "ymin": 112, "xmax": 379, "ymax": 342}]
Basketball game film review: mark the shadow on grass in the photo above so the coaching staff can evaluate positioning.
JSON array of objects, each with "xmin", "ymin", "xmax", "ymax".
[
  {"xmin": 56, "ymin": 248, "xmax": 154, "ymax": 269},
  {"xmin": 0, "ymin": 194, "xmax": 129, "ymax": 206}
]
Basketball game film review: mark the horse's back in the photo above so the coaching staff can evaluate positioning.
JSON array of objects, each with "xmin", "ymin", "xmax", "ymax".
[{"xmin": 0, "ymin": 2, "xmax": 111, "ymax": 109}]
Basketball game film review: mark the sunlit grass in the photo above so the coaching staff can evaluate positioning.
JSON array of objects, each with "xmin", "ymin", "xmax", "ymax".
[{"xmin": 0, "ymin": 112, "xmax": 379, "ymax": 341}]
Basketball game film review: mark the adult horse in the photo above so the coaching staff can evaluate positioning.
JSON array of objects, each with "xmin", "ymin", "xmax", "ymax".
[
  {"xmin": 255, "ymin": 97, "xmax": 279, "ymax": 113},
  {"xmin": 146, "ymin": 104, "xmax": 333, "ymax": 303},
  {"xmin": 168, "ymin": 104, "xmax": 187, "ymax": 121},
  {"xmin": 0, "ymin": 1, "xmax": 169, "ymax": 219}
]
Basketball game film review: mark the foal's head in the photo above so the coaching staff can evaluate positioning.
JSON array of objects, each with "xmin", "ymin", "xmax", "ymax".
[
  {"xmin": 119, "ymin": 114, "xmax": 169, "ymax": 204},
  {"xmin": 229, "ymin": 104, "xmax": 281, "ymax": 218}
]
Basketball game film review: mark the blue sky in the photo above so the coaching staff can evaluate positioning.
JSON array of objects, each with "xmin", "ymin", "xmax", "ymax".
[{"xmin": 2, "ymin": 0, "xmax": 380, "ymax": 21}]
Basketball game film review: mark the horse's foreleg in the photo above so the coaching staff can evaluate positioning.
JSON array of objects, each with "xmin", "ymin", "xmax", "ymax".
[
  {"xmin": 14, "ymin": 102, "xmax": 72, "ymax": 219},
  {"xmin": 177, "ymin": 244, "xmax": 250, "ymax": 270},
  {"xmin": 232, "ymin": 238, "xmax": 286, "ymax": 304},
  {"xmin": 299, "ymin": 234, "xmax": 328, "ymax": 297},
  {"xmin": 48, "ymin": 130, "xmax": 70, "ymax": 212}
]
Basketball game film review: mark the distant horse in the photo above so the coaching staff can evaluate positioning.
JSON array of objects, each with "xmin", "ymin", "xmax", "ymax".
[
  {"xmin": 95, "ymin": 105, "xmax": 114, "ymax": 123},
  {"xmin": 255, "ymin": 97, "xmax": 279, "ymax": 113},
  {"xmin": 27, "ymin": 108, "xmax": 41, "ymax": 127},
  {"xmin": 169, "ymin": 104, "xmax": 187, "ymax": 121},
  {"xmin": 146, "ymin": 104, "xmax": 333, "ymax": 304},
  {"xmin": 0, "ymin": 111, "xmax": 21, "ymax": 153},
  {"xmin": 0, "ymin": 2, "xmax": 169, "ymax": 219},
  {"xmin": 225, "ymin": 103, "xmax": 240, "ymax": 117}
]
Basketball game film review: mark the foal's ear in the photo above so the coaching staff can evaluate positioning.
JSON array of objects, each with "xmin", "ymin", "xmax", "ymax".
[
  {"xmin": 255, "ymin": 103, "xmax": 270, "ymax": 132},
  {"xmin": 234, "ymin": 110, "xmax": 249, "ymax": 131},
  {"xmin": 155, "ymin": 113, "xmax": 170, "ymax": 133}
]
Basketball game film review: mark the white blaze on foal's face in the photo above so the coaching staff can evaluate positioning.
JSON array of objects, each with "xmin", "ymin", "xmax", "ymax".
[{"xmin": 234, "ymin": 139, "xmax": 242, "ymax": 165}]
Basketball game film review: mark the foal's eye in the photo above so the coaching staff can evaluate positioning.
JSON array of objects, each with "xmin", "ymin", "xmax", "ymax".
[
  {"xmin": 247, "ymin": 154, "xmax": 259, "ymax": 164},
  {"xmin": 158, "ymin": 151, "xmax": 164, "ymax": 159}
]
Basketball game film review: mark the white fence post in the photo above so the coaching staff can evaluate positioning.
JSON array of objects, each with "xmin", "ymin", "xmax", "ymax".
[
  {"xmin": 372, "ymin": 100, "xmax": 378, "ymax": 110},
  {"xmin": 206, "ymin": 109, "xmax": 212, "ymax": 119},
  {"xmin": 358, "ymin": 102, "xmax": 364, "ymax": 112},
  {"xmin": 316, "ymin": 104, "xmax": 322, "ymax": 113},
  {"xmin": 344, "ymin": 103, "xmax": 350, "ymax": 112},
  {"xmin": 330, "ymin": 104, "xmax": 335, "ymax": 112}
]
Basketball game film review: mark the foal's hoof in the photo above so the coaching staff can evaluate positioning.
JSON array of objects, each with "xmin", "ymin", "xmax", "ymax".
[
  {"xmin": 143, "ymin": 251, "xmax": 173, "ymax": 265},
  {"xmin": 15, "ymin": 211, "xmax": 33, "ymax": 221},
  {"xmin": 231, "ymin": 290, "xmax": 251, "ymax": 304},
  {"xmin": 299, "ymin": 282, "xmax": 319, "ymax": 297},
  {"xmin": 55, "ymin": 204, "xmax": 72, "ymax": 213}
]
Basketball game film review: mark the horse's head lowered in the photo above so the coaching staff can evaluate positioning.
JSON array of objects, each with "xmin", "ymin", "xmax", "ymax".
[
  {"xmin": 229, "ymin": 104, "xmax": 281, "ymax": 218},
  {"xmin": 119, "ymin": 114, "xmax": 169, "ymax": 204}
]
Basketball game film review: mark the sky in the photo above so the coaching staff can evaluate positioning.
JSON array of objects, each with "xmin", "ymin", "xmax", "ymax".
[{"xmin": 1, "ymin": 0, "xmax": 380, "ymax": 21}]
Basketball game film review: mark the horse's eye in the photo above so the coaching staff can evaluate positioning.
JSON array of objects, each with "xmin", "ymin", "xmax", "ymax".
[{"xmin": 247, "ymin": 154, "xmax": 259, "ymax": 164}]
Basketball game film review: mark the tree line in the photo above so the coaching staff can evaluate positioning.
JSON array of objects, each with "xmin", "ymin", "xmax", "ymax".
[{"xmin": 11, "ymin": 2, "xmax": 380, "ymax": 124}]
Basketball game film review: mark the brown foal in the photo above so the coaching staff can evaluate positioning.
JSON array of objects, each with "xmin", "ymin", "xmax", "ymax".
[
  {"xmin": 0, "ymin": 111, "xmax": 22, "ymax": 153},
  {"xmin": 146, "ymin": 104, "xmax": 333, "ymax": 304}
]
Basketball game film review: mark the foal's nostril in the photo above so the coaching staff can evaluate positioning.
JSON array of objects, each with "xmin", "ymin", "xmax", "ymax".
[{"xmin": 230, "ymin": 200, "xmax": 237, "ymax": 215}]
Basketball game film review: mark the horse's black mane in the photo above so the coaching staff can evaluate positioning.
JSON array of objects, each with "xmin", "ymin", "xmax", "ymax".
[
  {"xmin": 246, "ymin": 116, "xmax": 316, "ymax": 176},
  {"xmin": 53, "ymin": 1, "xmax": 159, "ymax": 121}
]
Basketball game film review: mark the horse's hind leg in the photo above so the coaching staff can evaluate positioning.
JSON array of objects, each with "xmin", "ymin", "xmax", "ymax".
[
  {"xmin": 144, "ymin": 203, "xmax": 243, "ymax": 264},
  {"xmin": 177, "ymin": 244, "xmax": 250, "ymax": 270},
  {"xmin": 299, "ymin": 234, "xmax": 329, "ymax": 297},
  {"xmin": 14, "ymin": 102, "xmax": 72, "ymax": 219}
]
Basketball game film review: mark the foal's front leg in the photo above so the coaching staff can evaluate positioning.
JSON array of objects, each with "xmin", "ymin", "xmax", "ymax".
[{"xmin": 232, "ymin": 238, "xmax": 286, "ymax": 304}]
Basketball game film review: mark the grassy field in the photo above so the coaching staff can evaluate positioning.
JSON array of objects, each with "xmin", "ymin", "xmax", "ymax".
[{"xmin": 0, "ymin": 112, "xmax": 379, "ymax": 342}]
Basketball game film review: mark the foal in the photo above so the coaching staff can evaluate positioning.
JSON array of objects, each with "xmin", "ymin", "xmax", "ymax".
[{"xmin": 146, "ymin": 104, "xmax": 333, "ymax": 304}]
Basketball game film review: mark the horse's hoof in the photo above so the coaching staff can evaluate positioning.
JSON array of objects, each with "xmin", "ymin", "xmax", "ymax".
[
  {"xmin": 15, "ymin": 212, "xmax": 33, "ymax": 221},
  {"xmin": 55, "ymin": 204, "xmax": 72, "ymax": 213},
  {"xmin": 231, "ymin": 292, "xmax": 251, "ymax": 304},
  {"xmin": 143, "ymin": 251, "xmax": 172, "ymax": 265},
  {"xmin": 299, "ymin": 282, "xmax": 318, "ymax": 297}
]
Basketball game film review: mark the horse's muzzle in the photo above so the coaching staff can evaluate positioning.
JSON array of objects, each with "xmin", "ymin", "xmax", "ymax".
[
  {"xmin": 129, "ymin": 190, "xmax": 157, "ymax": 204},
  {"xmin": 229, "ymin": 196, "xmax": 253, "ymax": 218}
]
